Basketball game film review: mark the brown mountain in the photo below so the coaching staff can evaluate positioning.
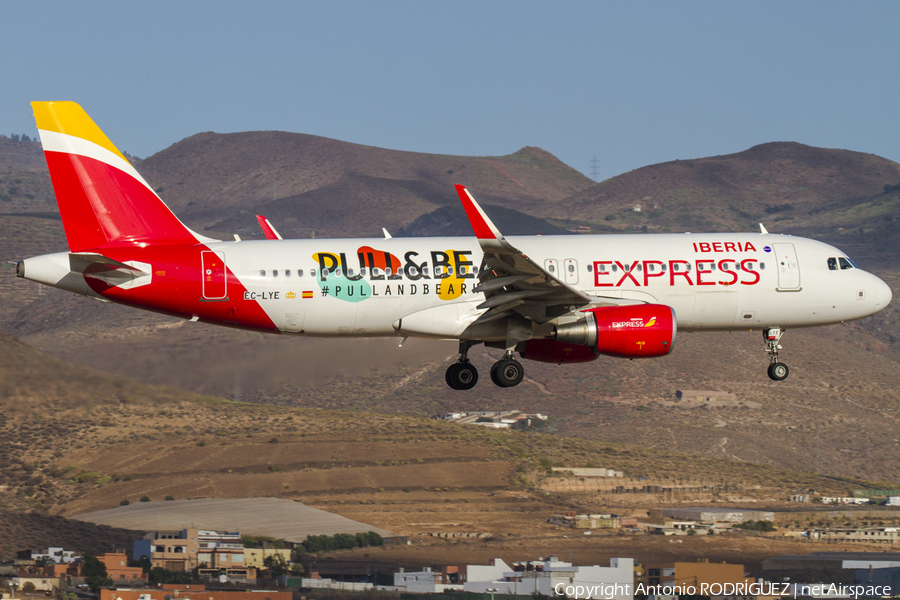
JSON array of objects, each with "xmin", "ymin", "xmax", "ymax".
[
  {"xmin": 555, "ymin": 142, "xmax": 900, "ymax": 234},
  {"xmin": 137, "ymin": 133, "xmax": 591, "ymax": 239}
]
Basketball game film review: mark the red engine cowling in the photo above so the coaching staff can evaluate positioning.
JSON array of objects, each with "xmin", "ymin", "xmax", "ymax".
[
  {"xmin": 518, "ymin": 338, "xmax": 600, "ymax": 364},
  {"xmin": 551, "ymin": 304, "xmax": 677, "ymax": 359}
]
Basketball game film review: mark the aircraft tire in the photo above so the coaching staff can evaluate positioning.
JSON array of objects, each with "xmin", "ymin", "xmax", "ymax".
[
  {"xmin": 490, "ymin": 362, "xmax": 502, "ymax": 386},
  {"xmin": 446, "ymin": 362, "xmax": 478, "ymax": 390},
  {"xmin": 767, "ymin": 362, "xmax": 789, "ymax": 381},
  {"xmin": 454, "ymin": 363, "xmax": 478, "ymax": 390},
  {"xmin": 445, "ymin": 363, "xmax": 462, "ymax": 390},
  {"xmin": 493, "ymin": 358, "xmax": 524, "ymax": 387}
]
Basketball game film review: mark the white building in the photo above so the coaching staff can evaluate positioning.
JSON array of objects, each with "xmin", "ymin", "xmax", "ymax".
[
  {"xmin": 463, "ymin": 556, "xmax": 633, "ymax": 599},
  {"xmin": 20, "ymin": 547, "xmax": 76, "ymax": 564},
  {"xmin": 393, "ymin": 567, "xmax": 463, "ymax": 593}
]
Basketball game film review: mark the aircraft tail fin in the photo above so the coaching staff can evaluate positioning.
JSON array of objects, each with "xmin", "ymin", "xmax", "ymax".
[{"xmin": 31, "ymin": 101, "xmax": 212, "ymax": 252}]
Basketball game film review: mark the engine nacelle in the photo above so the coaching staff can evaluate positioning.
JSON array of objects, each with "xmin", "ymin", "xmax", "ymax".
[
  {"xmin": 517, "ymin": 338, "xmax": 600, "ymax": 364},
  {"xmin": 552, "ymin": 304, "xmax": 676, "ymax": 359}
]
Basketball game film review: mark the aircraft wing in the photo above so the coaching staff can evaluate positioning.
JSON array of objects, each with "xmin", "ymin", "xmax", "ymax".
[{"xmin": 455, "ymin": 184, "xmax": 592, "ymax": 324}]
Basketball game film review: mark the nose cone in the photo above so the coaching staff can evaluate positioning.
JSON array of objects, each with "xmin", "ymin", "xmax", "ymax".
[{"xmin": 872, "ymin": 275, "xmax": 893, "ymax": 313}]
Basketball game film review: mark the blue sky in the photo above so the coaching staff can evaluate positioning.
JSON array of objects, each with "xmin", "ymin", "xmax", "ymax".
[{"xmin": 2, "ymin": 1, "xmax": 898, "ymax": 180}]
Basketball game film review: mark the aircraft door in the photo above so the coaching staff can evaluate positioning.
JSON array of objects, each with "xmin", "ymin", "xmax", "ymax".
[
  {"xmin": 544, "ymin": 259, "xmax": 559, "ymax": 277},
  {"xmin": 773, "ymin": 243, "xmax": 801, "ymax": 290},
  {"xmin": 201, "ymin": 251, "xmax": 227, "ymax": 300},
  {"xmin": 564, "ymin": 259, "xmax": 579, "ymax": 285}
]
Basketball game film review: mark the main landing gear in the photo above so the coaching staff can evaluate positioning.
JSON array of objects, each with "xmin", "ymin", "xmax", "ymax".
[
  {"xmin": 764, "ymin": 327, "xmax": 790, "ymax": 381},
  {"xmin": 490, "ymin": 351, "xmax": 525, "ymax": 388},
  {"xmin": 446, "ymin": 341, "xmax": 479, "ymax": 390},
  {"xmin": 444, "ymin": 343, "xmax": 525, "ymax": 390}
]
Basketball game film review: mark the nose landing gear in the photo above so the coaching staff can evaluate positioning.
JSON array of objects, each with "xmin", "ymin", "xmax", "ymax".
[{"xmin": 764, "ymin": 327, "xmax": 790, "ymax": 381}]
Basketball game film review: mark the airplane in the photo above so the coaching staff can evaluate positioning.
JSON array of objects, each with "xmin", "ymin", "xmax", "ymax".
[{"xmin": 15, "ymin": 102, "xmax": 893, "ymax": 390}]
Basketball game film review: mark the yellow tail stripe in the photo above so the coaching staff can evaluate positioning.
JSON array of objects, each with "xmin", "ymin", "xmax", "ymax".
[{"xmin": 31, "ymin": 101, "xmax": 127, "ymax": 163}]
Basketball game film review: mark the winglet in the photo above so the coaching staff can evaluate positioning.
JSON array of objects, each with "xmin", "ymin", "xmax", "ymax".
[
  {"xmin": 382, "ymin": 227, "xmax": 392, "ymax": 239},
  {"xmin": 256, "ymin": 215, "xmax": 283, "ymax": 240},
  {"xmin": 454, "ymin": 184, "xmax": 503, "ymax": 241},
  {"xmin": 759, "ymin": 223, "xmax": 769, "ymax": 234}
]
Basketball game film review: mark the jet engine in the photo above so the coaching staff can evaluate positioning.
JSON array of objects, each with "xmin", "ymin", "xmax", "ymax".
[{"xmin": 520, "ymin": 304, "xmax": 676, "ymax": 364}]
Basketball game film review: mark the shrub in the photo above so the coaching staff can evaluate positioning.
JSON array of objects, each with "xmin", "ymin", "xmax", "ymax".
[
  {"xmin": 140, "ymin": 496, "xmax": 151, "ymax": 502},
  {"xmin": 120, "ymin": 499, "xmax": 130, "ymax": 506}
]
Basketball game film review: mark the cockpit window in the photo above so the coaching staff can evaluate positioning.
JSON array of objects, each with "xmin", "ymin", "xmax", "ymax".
[
  {"xmin": 839, "ymin": 257, "xmax": 853, "ymax": 270},
  {"xmin": 827, "ymin": 257, "xmax": 838, "ymax": 271}
]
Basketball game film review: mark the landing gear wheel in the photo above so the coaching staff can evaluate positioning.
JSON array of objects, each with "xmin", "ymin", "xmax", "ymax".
[
  {"xmin": 445, "ymin": 363, "xmax": 462, "ymax": 389},
  {"xmin": 446, "ymin": 362, "xmax": 478, "ymax": 390},
  {"xmin": 491, "ymin": 358, "xmax": 524, "ymax": 388},
  {"xmin": 762, "ymin": 328, "xmax": 789, "ymax": 381},
  {"xmin": 767, "ymin": 362, "xmax": 789, "ymax": 381},
  {"xmin": 490, "ymin": 362, "xmax": 502, "ymax": 387}
]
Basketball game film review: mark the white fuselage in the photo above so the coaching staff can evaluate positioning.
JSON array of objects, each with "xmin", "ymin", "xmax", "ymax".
[{"xmin": 194, "ymin": 231, "xmax": 890, "ymax": 338}]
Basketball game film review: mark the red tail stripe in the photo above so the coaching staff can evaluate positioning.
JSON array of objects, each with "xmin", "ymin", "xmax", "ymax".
[{"xmin": 44, "ymin": 151, "xmax": 197, "ymax": 251}]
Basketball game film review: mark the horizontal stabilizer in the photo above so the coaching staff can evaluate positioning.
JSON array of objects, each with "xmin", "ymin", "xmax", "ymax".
[{"xmin": 69, "ymin": 252, "xmax": 151, "ymax": 288}]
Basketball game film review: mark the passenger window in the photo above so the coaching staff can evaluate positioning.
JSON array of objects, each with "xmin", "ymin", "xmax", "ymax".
[
  {"xmin": 587, "ymin": 264, "xmax": 593, "ymax": 273},
  {"xmin": 297, "ymin": 269, "xmax": 304, "ymax": 277},
  {"xmin": 335, "ymin": 269, "xmax": 342, "ymax": 277},
  {"xmin": 839, "ymin": 257, "xmax": 853, "ymax": 270},
  {"xmin": 548, "ymin": 264, "xmax": 555, "ymax": 273},
  {"xmin": 372, "ymin": 267, "xmax": 382, "ymax": 276},
  {"xmin": 661, "ymin": 264, "xmax": 666, "ymax": 272},
  {"xmin": 637, "ymin": 264, "xmax": 642, "ymax": 272},
  {"xmin": 285, "ymin": 270, "xmax": 291, "ymax": 277},
  {"xmin": 673, "ymin": 264, "xmax": 679, "ymax": 272},
  {"xmin": 273, "ymin": 270, "xmax": 279, "ymax": 277},
  {"xmin": 760, "ymin": 263, "xmax": 765, "ymax": 270},
  {"xmin": 386, "ymin": 268, "xmax": 393, "ymax": 276},
  {"xmin": 459, "ymin": 266, "xmax": 467, "ymax": 275},
  {"xmin": 422, "ymin": 266, "xmax": 430, "ymax": 276},
  {"xmin": 447, "ymin": 266, "xmax": 453, "ymax": 275},
  {"xmin": 260, "ymin": 270, "xmax": 266, "ymax": 277},
  {"xmin": 827, "ymin": 257, "xmax": 838, "ymax": 271},
  {"xmin": 612, "ymin": 265, "xmax": 618, "ymax": 272},
  {"xmin": 567, "ymin": 264, "xmax": 574, "ymax": 273},
  {"xmin": 360, "ymin": 268, "xmax": 367, "ymax": 277},
  {"xmin": 407, "ymin": 266, "xmax": 417, "ymax": 276},
  {"xmin": 686, "ymin": 264, "xmax": 692, "ymax": 271}
]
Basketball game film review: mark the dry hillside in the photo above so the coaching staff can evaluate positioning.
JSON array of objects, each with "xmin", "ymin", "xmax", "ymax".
[
  {"xmin": 1, "ymin": 132, "xmax": 898, "ymax": 487},
  {"xmin": 0, "ymin": 332, "xmax": 891, "ymax": 565}
]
